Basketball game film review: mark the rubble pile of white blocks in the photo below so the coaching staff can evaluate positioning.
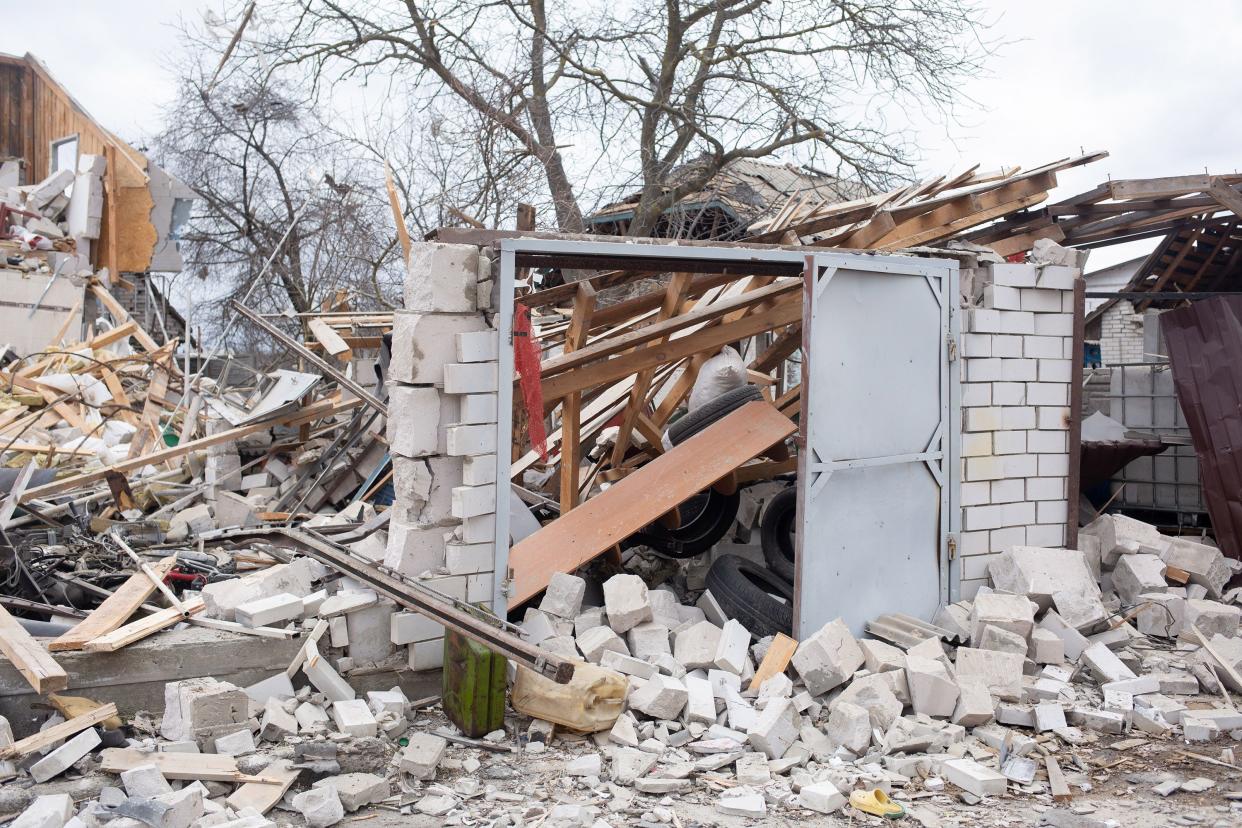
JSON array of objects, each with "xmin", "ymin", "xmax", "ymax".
[
  {"xmin": 510, "ymin": 515, "xmax": 1242, "ymax": 817},
  {"xmin": 380, "ymin": 242, "xmax": 501, "ymax": 670},
  {"xmin": 958, "ymin": 256, "xmax": 1078, "ymax": 598}
]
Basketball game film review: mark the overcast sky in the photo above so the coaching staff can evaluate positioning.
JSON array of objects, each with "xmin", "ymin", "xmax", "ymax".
[{"xmin": 3, "ymin": 0, "xmax": 1240, "ymax": 273}]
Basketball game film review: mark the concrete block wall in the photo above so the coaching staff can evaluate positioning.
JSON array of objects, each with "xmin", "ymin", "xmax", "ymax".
[
  {"xmin": 1099, "ymin": 299, "xmax": 1145, "ymax": 365},
  {"xmin": 384, "ymin": 242, "xmax": 500, "ymax": 671},
  {"xmin": 959, "ymin": 261, "xmax": 1079, "ymax": 599}
]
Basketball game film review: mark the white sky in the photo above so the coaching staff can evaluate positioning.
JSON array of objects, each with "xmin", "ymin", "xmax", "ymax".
[{"xmin": 3, "ymin": 0, "xmax": 1240, "ymax": 274}]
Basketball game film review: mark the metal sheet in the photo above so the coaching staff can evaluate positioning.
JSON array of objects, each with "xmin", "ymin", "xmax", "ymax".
[
  {"xmin": 796, "ymin": 255, "xmax": 959, "ymax": 636},
  {"xmin": 1159, "ymin": 297, "xmax": 1242, "ymax": 559}
]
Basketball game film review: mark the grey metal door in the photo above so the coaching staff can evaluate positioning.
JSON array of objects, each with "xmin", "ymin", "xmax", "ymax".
[{"xmin": 795, "ymin": 253, "xmax": 960, "ymax": 637}]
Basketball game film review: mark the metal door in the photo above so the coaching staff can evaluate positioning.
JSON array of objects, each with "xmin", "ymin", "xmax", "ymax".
[{"xmin": 795, "ymin": 253, "xmax": 960, "ymax": 637}]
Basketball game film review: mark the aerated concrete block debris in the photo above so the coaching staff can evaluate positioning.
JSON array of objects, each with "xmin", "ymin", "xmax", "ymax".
[
  {"xmin": 539, "ymin": 572, "xmax": 586, "ymax": 619},
  {"xmin": 1050, "ymin": 589, "xmax": 1109, "ymax": 633},
  {"xmin": 826, "ymin": 700, "xmax": 871, "ymax": 754},
  {"xmin": 952, "ymin": 677, "xmax": 995, "ymax": 727},
  {"xmin": 234, "ymin": 593, "xmax": 302, "ymax": 628},
  {"xmin": 121, "ymin": 763, "xmax": 173, "ymax": 798},
  {"xmin": 260, "ymin": 698, "xmax": 298, "ymax": 741},
  {"xmin": 1080, "ymin": 642, "xmax": 1137, "ymax": 684},
  {"xmin": 746, "ymin": 696, "xmax": 799, "ymax": 759},
  {"xmin": 609, "ymin": 713, "xmax": 640, "ymax": 747},
  {"xmin": 30, "ymin": 727, "xmax": 100, "ymax": 782},
  {"xmin": 611, "ymin": 747, "xmax": 659, "ymax": 784},
  {"xmin": 684, "ymin": 675, "xmax": 717, "ymax": 725},
  {"xmin": 200, "ymin": 559, "xmax": 316, "ymax": 621},
  {"xmin": 1029, "ymin": 628, "xmax": 1064, "ymax": 663},
  {"xmin": 604, "ymin": 574, "xmax": 653, "ymax": 633},
  {"xmin": 978, "ymin": 625, "xmax": 1028, "ymax": 655},
  {"xmin": 598, "ymin": 650, "xmax": 655, "ymax": 679},
  {"xmin": 292, "ymin": 785, "xmax": 345, "ymax": 828},
  {"xmin": 988, "ymin": 546, "xmax": 1099, "ymax": 610},
  {"xmin": 674, "ymin": 621, "xmax": 723, "ymax": 670},
  {"xmin": 717, "ymin": 788, "xmax": 767, "ymax": 817},
  {"xmin": 331, "ymin": 700, "xmax": 378, "ymax": 738},
  {"xmin": 627, "ymin": 623, "xmax": 672, "ymax": 660},
  {"xmin": 906, "ymin": 656, "xmax": 959, "ymax": 717},
  {"xmin": 629, "ymin": 674, "xmax": 688, "ymax": 720},
  {"xmin": 366, "ymin": 689, "xmax": 408, "ymax": 717},
  {"xmin": 11, "ymin": 795, "xmax": 75, "ymax": 828},
  {"xmin": 404, "ymin": 243, "xmax": 481, "ymax": 313},
  {"xmin": 296, "ymin": 702, "xmax": 330, "ymax": 731},
  {"xmin": 399, "ymin": 733, "xmax": 447, "ymax": 780},
  {"xmin": 1184, "ymin": 599, "xmax": 1240, "ymax": 639},
  {"xmin": 1203, "ymin": 634, "xmax": 1242, "ymax": 692},
  {"xmin": 832, "ymin": 674, "xmax": 904, "ymax": 731},
  {"xmin": 798, "ymin": 780, "xmax": 847, "ymax": 814},
  {"xmin": 941, "ymin": 757, "xmax": 1007, "ymax": 797},
  {"xmin": 1039, "ymin": 611, "xmax": 1090, "ymax": 661},
  {"xmin": 213, "ymin": 727, "xmax": 255, "ymax": 756},
  {"xmin": 391, "ymin": 611, "xmax": 443, "ymax": 645},
  {"xmin": 714, "ymin": 619, "xmax": 750, "ymax": 675},
  {"xmin": 161, "ymin": 678, "xmax": 251, "ymax": 744},
  {"xmin": 304, "ymin": 645, "xmax": 356, "ymax": 702},
  {"xmin": 565, "ymin": 753, "xmax": 602, "ymax": 777},
  {"xmin": 860, "ymin": 639, "xmax": 906, "ymax": 673},
  {"xmin": 1112, "ymin": 554, "xmax": 1167, "ymax": 604},
  {"xmin": 791, "ymin": 618, "xmax": 865, "ymax": 696},
  {"xmin": 315, "ymin": 773, "xmax": 389, "ymax": 812},
  {"xmin": 1033, "ymin": 703, "xmax": 1067, "ymax": 732},
  {"xmin": 1162, "ymin": 537, "xmax": 1230, "ymax": 598},
  {"xmin": 577, "ymin": 625, "xmax": 630, "ymax": 664},
  {"xmin": 345, "ymin": 601, "xmax": 397, "ymax": 665},
  {"xmin": 970, "ymin": 592, "xmax": 1034, "ymax": 644},
  {"xmin": 954, "ymin": 648, "xmax": 1024, "ymax": 702}
]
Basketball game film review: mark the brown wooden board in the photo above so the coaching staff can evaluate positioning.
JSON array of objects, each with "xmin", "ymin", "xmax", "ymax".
[
  {"xmin": 100, "ymin": 748, "xmax": 281, "ymax": 782},
  {"xmin": 507, "ymin": 402, "xmax": 795, "ymax": 607},
  {"xmin": 0, "ymin": 702, "xmax": 117, "ymax": 760},
  {"xmin": 748, "ymin": 633, "xmax": 798, "ymax": 692},
  {"xmin": 226, "ymin": 759, "xmax": 300, "ymax": 814},
  {"xmin": 50, "ymin": 558, "xmax": 176, "ymax": 651},
  {"xmin": 0, "ymin": 602, "xmax": 67, "ymax": 693},
  {"xmin": 83, "ymin": 597, "xmax": 206, "ymax": 653}
]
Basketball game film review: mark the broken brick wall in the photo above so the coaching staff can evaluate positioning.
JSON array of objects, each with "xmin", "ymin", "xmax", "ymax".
[
  {"xmin": 384, "ymin": 242, "xmax": 501, "ymax": 671},
  {"xmin": 958, "ymin": 261, "xmax": 1080, "ymax": 599}
]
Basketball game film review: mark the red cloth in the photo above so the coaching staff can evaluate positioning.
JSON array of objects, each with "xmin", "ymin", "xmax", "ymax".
[{"xmin": 513, "ymin": 304, "xmax": 548, "ymax": 461}]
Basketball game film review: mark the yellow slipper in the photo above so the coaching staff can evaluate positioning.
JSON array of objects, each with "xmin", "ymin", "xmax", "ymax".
[{"xmin": 849, "ymin": 788, "xmax": 906, "ymax": 819}]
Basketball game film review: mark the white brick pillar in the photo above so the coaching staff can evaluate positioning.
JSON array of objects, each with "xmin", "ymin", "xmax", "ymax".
[
  {"xmin": 958, "ymin": 261, "xmax": 1079, "ymax": 599},
  {"xmin": 384, "ymin": 242, "xmax": 501, "ymax": 671}
]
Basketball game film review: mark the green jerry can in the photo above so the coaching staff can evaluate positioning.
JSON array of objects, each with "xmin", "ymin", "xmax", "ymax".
[{"xmin": 442, "ymin": 607, "xmax": 508, "ymax": 738}]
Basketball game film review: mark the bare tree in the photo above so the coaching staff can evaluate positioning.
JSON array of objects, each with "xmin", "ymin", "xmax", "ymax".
[{"xmin": 255, "ymin": 0, "xmax": 991, "ymax": 236}]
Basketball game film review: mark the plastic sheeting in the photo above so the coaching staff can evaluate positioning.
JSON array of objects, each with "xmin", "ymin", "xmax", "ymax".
[{"xmin": 1159, "ymin": 297, "xmax": 1242, "ymax": 560}]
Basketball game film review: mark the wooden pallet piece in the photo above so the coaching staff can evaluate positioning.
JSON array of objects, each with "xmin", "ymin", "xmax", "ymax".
[
  {"xmin": 0, "ymin": 703, "xmax": 118, "ymax": 760},
  {"xmin": 50, "ymin": 558, "xmax": 176, "ymax": 651},
  {"xmin": 748, "ymin": 633, "xmax": 798, "ymax": 692},
  {"xmin": 1046, "ymin": 755, "xmax": 1072, "ymax": 802},
  {"xmin": 559, "ymin": 284, "xmax": 597, "ymax": 512},
  {"xmin": 507, "ymin": 401, "xmax": 795, "ymax": 607},
  {"xmin": 83, "ymin": 597, "xmax": 206, "ymax": 653},
  {"xmin": 307, "ymin": 318, "xmax": 353, "ymax": 362},
  {"xmin": 0, "ymin": 602, "xmax": 68, "ymax": 693}
]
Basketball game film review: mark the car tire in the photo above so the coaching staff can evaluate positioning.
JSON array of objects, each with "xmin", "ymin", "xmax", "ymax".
[
  {"xmin": 667, "ymin": 385, "xmax": 763, "ymax": 446},
  {"xmin": 705, "ymin": 554, "xmax": 793, "ymax": 638},
  {"xmin": 760, "ymin": 486, "xmax": 797, "ymax": 583}
]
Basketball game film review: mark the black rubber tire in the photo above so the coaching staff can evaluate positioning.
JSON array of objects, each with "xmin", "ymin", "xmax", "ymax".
[
  {"xmin": 760, "ymin": 486, "xmax": 797, "ymax": 583},
  {"xmin": 667, "ymin": 385, "xmax": 763, "ymax": 446},
  {"xmin": 705, "ymin": 554, "xmax": 793, "ymax": 638},
  {"xmin": 646, "ymin": 488, "xmax": 740, "ymax": 559}
]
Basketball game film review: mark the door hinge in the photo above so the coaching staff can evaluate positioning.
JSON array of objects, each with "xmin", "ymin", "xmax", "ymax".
[
  {"xmin": 947, "ymin": 534, "xmax": 958, "ymax": 561},
  {"xmin": 946, "ymin": 333, "xmax": 959, "ymax": 362}
]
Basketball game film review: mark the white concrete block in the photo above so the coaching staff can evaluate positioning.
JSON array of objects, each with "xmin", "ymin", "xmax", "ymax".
[
  {"xmin": 386, "ymin": 386, "xmax": 442, "ymax": 458},
  {"xmin": 455, "ymin": 330, "xmax": 498, "ymax": 363},
  {"xmin": 791, "ymin": 618, "xmax": 864, "ymax": 696},
  {"xmin": 404, "ymin": 243, "xmax": 480, "ymax": 312},
  {"xmin": 942, "ymin": 757, "xmax": 1007, "ymax": 797},
  {"xmin": 991, "ymin": 263, "xmax": 1038, "ymax": 288},
  {"xmin": 451, "ymin": 484, "xmax": 496, "ymax": 519},
  {"xmin": 442, "ymin": 362, "xmax": 498, "ymax": 394},
  {"xmin": 332, "ymin": 699, "xmax": 378, "ymax": 738},
  {"xmin": 389, "ymin": 311, "xmax": 488, "ymax": 384},
  {"xmin": 234, "ymin": 593, "xmax": 302, "ymax": 628},
  {"xmin": 461, "ymin": 453, "xmax": 496, "ymax": 485},
  {"xmin": 444, "ymin": 542, "xmax": 492, "ymax": 575},
  {"xmin": 458, "ymin": 395, "xmax": 498, "ymax": 425},
  {"xmin": 604, "ymin": 573, "xmax": 653, "ymax": 633},
  {"xmin": 1019, "ymin": 288, "xmax": 1062, "ymax": 313},
  {"xmin": 446, "ymin": 424, "xmax": 496, "ymax": 456},
  {"xmin": 391, "ymin": 611, "xmax": 444, "ymax": 645}
]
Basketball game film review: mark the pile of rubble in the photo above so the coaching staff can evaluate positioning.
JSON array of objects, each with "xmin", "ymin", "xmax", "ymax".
[{"xmin": 3, "ymin": 510, "xmax": 1241, "ymax": 827}]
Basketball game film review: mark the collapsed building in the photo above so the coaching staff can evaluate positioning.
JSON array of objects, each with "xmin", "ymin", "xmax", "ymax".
[{"xmin": 0, "ymin": 70, "xmax": 1239, "ymax": 828}]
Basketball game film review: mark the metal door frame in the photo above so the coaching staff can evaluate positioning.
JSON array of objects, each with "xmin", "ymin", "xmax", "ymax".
[
  {"xmin": 494, "ymin": 238, "xmax": 959, "ymax": 619},
  {"xmin": 793, "ymin": 252, "xmax": 960, "ymax": 637}
]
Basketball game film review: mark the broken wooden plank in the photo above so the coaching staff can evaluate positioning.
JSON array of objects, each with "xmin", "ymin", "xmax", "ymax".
[
  {"xmin": 307, "ymin": 318, "xmax": 353, "ymax": 363},
  {"xmin": 0, "ymin": 703, "xmax": 118, "ymax": 760},
  {"xmin": 99, "ymin": 748, "xmax": 282, "ymax": 783},
  {"xmin": 508, "ymin": 402, "xmax": 795, "ymax": 607},
  {"xmin": 1207, "ymin": 177, "xmax": 1242, "ymax": 219},
  {"xmin": 559, "ymin": 284, "xmax": 596, "ymax": 512},
  {"xmin": 50, "ymin": 558, "xmax": 176, "ymax": 651},
  {"xmin": 91, "ymin": 283, "xmax": 162, "ymax": 354},
  {"xmin": 1108, "ymin": 175, "xmax": 1214, "ymax": 201},
  {"xmin": 1045, "ymin": 755, "xmax": 1072, "ymax": 802},
  {"xmin": 225, "ymin": 759, "xmax": 300, "ymax": 814},
  {"xmin": 0, "ymin": 602, "xmax": 68, "ymax": 693},
  {"xmin": 748, "ymin": 632, "xmax": 798, "ymax": 692},
  {"xmin": 19, "ymin": 395, "xmax": 361, "ymax": 504},
  {"xmin": 83, "ymin": 597, "xmax": 206, "ymax": 653}
]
